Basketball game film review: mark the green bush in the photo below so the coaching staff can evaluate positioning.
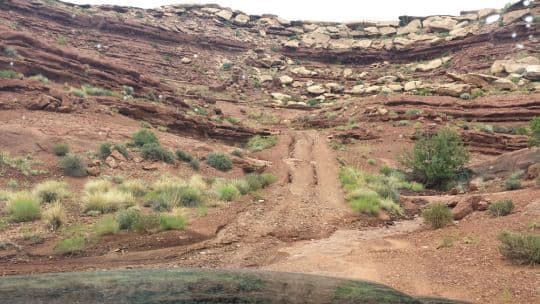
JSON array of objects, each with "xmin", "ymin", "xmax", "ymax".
[
  {"xmin": 176, "ymin": 150, "xmax": 194, "ymax": 162},
  {"xmin": 244, "ymin": 173, "xmax": 276, "ymax": 192},
  {"xmin": 133, "ymin": 213, "xmax": 160, "ymax": 233},
  {"xmin": 160, "ymin": 214, "xmax": 186, "ymax": 231},
  {"xmin": 0, "ymin": 70, "xmax": 21, "ymax": 79},
  {"xmin": 132, "ymin": 129, "xmax": 159, "ymax": 147},
  {"xmin": 98, "ymin": 142, "xmax": 113, "ymax": 159},
  {"xmin": 43, "ymin": 203, "xmax": 66, "ymax": 230},
  {"xmin": 207, "ymin": 153, "xmax": 233, "ymax": 171},
  {"xmin": 401, "ymin": 127, "xmax": 469, "ymax": 188},
  {"xmin": 488, "ymin": 199, "xmax": 514, "ymax": 216},
  {"xmin": 189, "ymin": 158, "xmax": 200, "ymax": 171},
  {"xmin": 114, "ymin": 144, "xmax": 130, "ymax": 159},
  {"xmin": 348, "ymin": 189, "xmax": 381, "ymax": 215},
  {"xmin": 7, "ymin": 192, "xmax": 41, "ymax": 222},
  {"xmin": 498, "ymin": 231, "xmax": 540, "ymax": 265},
  {"xmin": 504, "ymin": 171, "xmax": 523, "ymax": 190},
  {"xmin": 246, "ymin": 135, "xmax": 278, "ymax": 152},
  {"xmin": 233, "ymin": 179, "xmax": 250, "ymax": 195},
  {"xmin": 53, "ymin": 144, "xmax": 69, "ymax": 156},
  {"xmin": 529, "ymin": 116, "xmax": 540, "ymax": 146},
  {"xmin": 215, "ymin": 182, "xmax": 240, "ymax": 201},
  {"xmin": 231, "ymin": 149, "xmax": 244, "ymax": 158},
  {"xmin": 93, "ymin": 215, "xmax": 120, "ymax": 236},
  {"xmin": 141, "ymin": 143, "xmax": 175, "ymax": 164},
  {"xmin": 33, "ymin": 180, "xmax": 70, "ymax": 204},
  {"xmin": 116, "ymin": 208, "xmax": 141, "ymax": 230},
  {"xmin": 59, "ymin": 154, "xmax": 87, "ymax": 177},
  {"xmin": 55, "ymin": 236, "xmax": 85, "ymax": 254},
  {"xmin": 422, "ymin": 203, "xmax": 453, "ymax": 229}
]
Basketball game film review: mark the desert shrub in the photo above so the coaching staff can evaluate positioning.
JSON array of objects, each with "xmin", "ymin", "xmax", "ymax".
[
  {"xmin": 132, "ymin": 129, "xmax": 159, "ymax": 147},
  {"xmin": 33, "ymin": 180, "xmax": 70, "ymax": 204},
  {"xmin": 159, "ymin": 214, "xmax": 186, "ymax": 231},
  {"xmin": 231, "ymin": 149, "xmax": 244, "ymax": 158},
  {"xmin": 246, "ymin": 135, "xmax": 278, "ymax": 152},
  {"xmin": 114, "ymin": 144, "xmax": 129, "ymax": 159},
  {"xmin": 207, "ymin": 152, "xmax": 233, "ymax": 171},
  {"xmin": 133, "ymin": 213, "xmax": 160, "ymax": 233},
  {"xmin": 504, "ymin": 171, "xmax": 523, "ymax": 190},
  {"xmin": 401, "ymin": 127, "xmax": 469, "ymax": 188},
  {"xmin": 244, "ymin": 173, "xmax": 276, "ymax": 192},
  {"xmin": 84, "ymin": 179, "xmax": 113, "ymax": 195},
  {"xmin": 215, "ymin": 182, "xmax": 240, "ymax": 201},
  {"xmin": 488, "ymin": 199, "xmax": 514, "ymax": 217},
  {"xmin": 379, "ymin": 197, "xmax": 403, "ymax": 216},
  {"xmin": 53, "ymin": 143, "xmax": 69, "ymax": 156},
  {"xmin": 119, "ymin": 180, "xmax": 147, "ymax": 197},
  {"xmin": 176, "ymin": 150, "xmax": 194, "ymax": 162},
  {"xmin": 498, "ymin": 231, "xmax": 540, "ymax": 265},
  {"xmin": 81, "ymin": 85, "xmax": 114, "ymax": 97},
  {"xmin": 233, "ymin": 179, "xmax": 250, "ymax": 195},
  {"xmin": 55, "ymin": 236, "xmax": 85, "ymax": 254},
  {"xmin": 189, "ymin": 158, "xmax": 200, "ymax": 170},
  {"xmin": 43, "ymin": 203, "xmax": 66, "ymax": 230},
  {"xmin": 59, "ymin": 154, "xmax": 87, "ymax": 177},
  {"xmin": 93, "ymin": 215, "xmax": 120, "ymax": 236},
  {"xmin": 422, "ymin": 203, "xmax": 453, "ymax": 229},
  {"xmin": 141, "ymin": 143, "xmax": 175, "ymax": 163},
  {"xmin": 3, "ymin": 47, "xmax": 17, "ymax": 57},
  {"xmin": 348, "ymin": 189, "xmax": 381, "ymax": 215},
  {"xmin": 28, "ymin": 74, "xmax": 49, "ymax": 83},
  {"xmin": 98, "ymin": 142, "xmax": 113, "ymax": 159},
  {"xmin": 116, "ymin": 208, "xmax": 141, "ymax": 230},
  {"xmin": 7, "ymin": 192, "xmax": 41, "ymax": 222},
  {"xmin": 83, "ymin": 190, "xmax": 135, "ymax": 214},
  {"xmin": 529, "ymin": 116, "xmax": 540, "ymax": 146},
  {"xmin": 0, "ymin": 70, "xmax": 21, "ymax": 79},
  {"xmin": 188, "ymin": 175, "xmax": 207, "ymax": 191},
  {"xmin": 177, "ymin": 186, "xmax": 204, "ymax": 207}
]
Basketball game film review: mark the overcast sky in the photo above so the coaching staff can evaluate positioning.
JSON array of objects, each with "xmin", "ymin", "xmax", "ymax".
[{"xmin": 66, "ymin": 0, "xmax": 516, "ymax": 22}]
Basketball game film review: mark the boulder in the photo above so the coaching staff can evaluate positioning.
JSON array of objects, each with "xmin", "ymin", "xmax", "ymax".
[
  {"xmin": 387, "ymin": 84, "xmax": 403, "ymax": 92},
  {"xmin": 436, "ymin": 83, "xmax": 471, "ymax": 97},
  {"xmin": 477, "ymin": 8, "xmax": 498, "ymax": 20},
  {"xmin": 452, "ymin": 199, "xmax": 474, "ymax": 220},
  {"xmin": 404, "ymin": 81, "xmax": 422, "ymax": 91},
  {"xmin": 279, "ymin": 75, "xmax": 294, "ymax": 85},
  {"xmin": 524, "ymin": 65, "xmax": 540, "ymax": 81},
  {"xmin": 397, "ymin": 19, "xmax": 421, "ymax": 35},
  {"xmin": 215, "ymin": 9, "xmax": 233, "ymax": 21},
  {"xmin": 291, "ymin": 66, "xmax": 317, "ymax": 76},
  {"xmin": 491, "ymin": 57, "xmax": 540, "ymax": 75},
  {"xmin": 414, "ymin": 56, "xmax": 451, "ymax": 72},
  {"xmin": 180, "ymin": 57, "xmax": 192, "ymax": 64},
  {"xmin": 328, "ymin": 39, "xmax": 355, "ymax": 49},
  {"xmin": 349, "ymin": 84, "xmax": 365, "ymax": 95},
  {"xmin": 364, "ymin": 85, "xmax": 381, "ymax": 94},
  {"xmin": 259, "ymin": 75, "xmax": 273, "ymax": 83},
  {"xmin": 352, "ymin": 39, "xmax": 372, "ymax": 49},
  {"xmin": 325, "ymin": 82, "xmax": 344, "ymax": 93},
  {"xmin": 110, "ymin": 150, "xmax": 127, "ymax": 161},
  {"xmin": 343, "ymin": 68, "xmax": 353, "ymax": 79},
  {"xmin": 379, "ymin": 26, "xmax": 397, "ymax": 36},
  {"xmin": 283, "ymin": 40, "xmax": 299, "ymax": 48},
  {"xmin": 302, "ymin": 32, "xmax": 331, "ymax": 47},
  {"xmin": 271, "ymin": 92, "xmax": 291, "ymax": 101},
  {"xmin": 423, "ymin": 16, "xmax": 458, "ymax": 32},
  {"xmin": 233, "ymin": 14, "xmax": 250, "ymax": 25},
  {"xmin": 307, "ymin": 84, "xmax": 326, "ymax": 95},
  {"xmin": 105, "ymin": 156, "xmax": 118, "ymax": 169},
  {"xmin": 502, "ymin": 9, "xmax": 530, "ymax": 25},
  {"xmin": 492, "ymin": 78, "xmax": 517, "ymax": 91}
]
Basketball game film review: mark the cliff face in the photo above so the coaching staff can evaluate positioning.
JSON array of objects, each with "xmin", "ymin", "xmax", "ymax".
[{"xmin": 0, "ymin": 0, "xmax": 538, "ymax": 141}]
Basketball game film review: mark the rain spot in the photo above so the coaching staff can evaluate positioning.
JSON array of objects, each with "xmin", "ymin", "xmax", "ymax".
[{"xmin": 485, "ymin": 14, "xmax": 500, "ymax": 25}]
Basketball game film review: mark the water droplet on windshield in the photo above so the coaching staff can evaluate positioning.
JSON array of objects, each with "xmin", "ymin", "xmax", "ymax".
[
  {"xmin": 524, "ymin": 15, "xmax": 533, "ymax": 23},
  {"xmin": 512, "ymin": 32, "xmax": 517, "ymax": 38},
  {"xmin": 524, "ymin": 0, "xmax": 531, "ymax": 6},
  {"xmin": 485, "ymin": 14, "xmax": 500, "ymax": 24},
  {"xmin": 516, "ymin": 44, "xmax": 524, "ymax": 49}
]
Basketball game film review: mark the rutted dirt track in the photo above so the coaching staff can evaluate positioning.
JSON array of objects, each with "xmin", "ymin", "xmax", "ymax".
[{"xmin": 0, "ymin": 130, "xmax": 352, "ymax": 272}]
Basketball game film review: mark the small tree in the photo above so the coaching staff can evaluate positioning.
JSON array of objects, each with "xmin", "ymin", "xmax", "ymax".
[
  {"xmin": 401, "ymin": 127, "xmax": 469, "ymax": 188},
  {"xmin": 529, "ymin": 116, "xmax": 540, "ymax": 146}
]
